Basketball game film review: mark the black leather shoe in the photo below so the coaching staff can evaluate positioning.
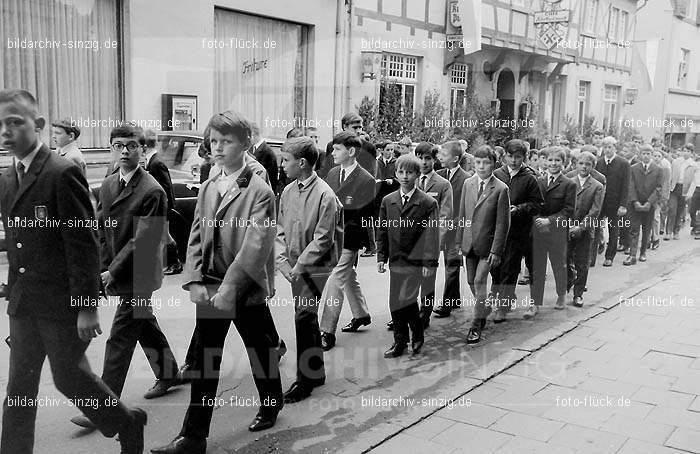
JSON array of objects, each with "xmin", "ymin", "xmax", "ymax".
[
  {"xmin": 119, "ymin": 407, "xmax": 147, "ymax": 454},
  {"xmin": 283, "ymin": 381, "xmax": 313, "ymax": 403},
  {"xmin": 163, "ymin": 261, "xmax": 183, "ymax": 275},
  {"xmin": 466, "ymin": 329, "xmax": 481, "ymax": 344},
  {"xmin": 320, "ymin": 332, "xmax": 335, "ymax": 351},
  {"xmin": 572, "ymin": 296, "xmax": 583, "ymax": 308},
  {"xmin": 143, "ymin": 379, "xmax": 181, "ymax": 399},
  {"xmin": 387, "ymin": 320, "xmax": 394, "ymax": 331},
  {"xmin": 248, "ymin": 406, "xmax": 282, "ymax": 432},
  {"xmin": 638, "ymin": 254, "xmax": 647, "ymax": 262},
  {"xmin": 341, "ymin": 317, "xmax": 371, "ymax": 332},
  {"xmin": 432, "ymin": 307, "xmax": 451, "ymax": 318},
  {"xmin": 0, "ymin": 283, "xmax": 7, "ymax": 299},
  {"xmin": 623, "ymin": 256, "xmax": 637, "ymax": 266},
  {"xmin": 176, "ymin": 364, "xmax": 193, "ymax": 384},
  {"xmin": 383, "ymin": 343, "xmax": 406, "ymax": 358},
  {"xmin": 411, "ymin": 339, "xmax": 424, "ymax": 354},
  {"xmin": 151, "ymin": 436, "xmax": 206, "ymax": 454},
  {"xmin": 70, "ymin": 414, "xmax": 96, "ymax": 430}
]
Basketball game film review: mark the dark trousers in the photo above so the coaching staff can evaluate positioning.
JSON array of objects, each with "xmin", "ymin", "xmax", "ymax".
[
  {"xmin": 102, "ymin": 294, "xmax": 179, "ymax": 397},
  {"xmin": 567, "ymin": 233, "xmax": 592, "ymax": 298},
  {"xmin": 389, "ymin": 269, "xmax": 423, "ymax": 346},
  {"xmin": 465, "ymin": 249, "xmax": 490, "ymax": 328},
  {"xmin": 667, "ymin": 184, "xmax": 686, "ymax": 235},
  {"xmin": 523, "ymin": 234, "xmax": 533, "ymax": 277},
  {"xmin": 629, "ymin": 209, "xmax": 654, "ymax": 257},
  {"xmin": 589, "ymin": 221, "xmax": 604, "ymax": 266},
  {"xmin": 490, "ymin": 233, "xmax": 529, "ymax": 311},
  {"xmin": 291, "ymin": 273, "xmax": 328, "ymax": 385},
  {"xmin": 440, "ymin": 245, "xmax": 462, "ymax": 313},
  {"xmin": 2, "ymin": 316, "xmax": 131, "ymax": 454},
  {"xmin": 689, "ymin": 188, "xmax": 700, "ymax": 233},
  {"xmin": 180, "ymin": 303, "xmax": 283, "ymax": 440},
  {"xmin": 618, "ymin": 218, "xmax": 630, "ymax": 250},
  {"xmin": 604, "ymin": 213, "xmax": 621, "ymax": 261},
  {"xmin": 419, "ymin": 269, "xmax": 436, "ymax": 316},
  {"xmin": 531, "ymin": 229, "xmax": 568, "ymax": 306}
]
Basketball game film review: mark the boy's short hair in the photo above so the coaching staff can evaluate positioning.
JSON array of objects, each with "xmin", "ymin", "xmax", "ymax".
[
  {"xmin": 537, "ymin": 148, "xmax": 549, "ymax": 158},
  {"xmin": 578, "ymin": 151, "xmax": 596, "ymax": 165},
  {"xmin": 580, "ymin": 144, "xmax": 598, "ymax": 154},
  {"xmin": 441, "ymin": 140, "xmax": 463, "ymax": 159},
  {"xmin": 332, "ymin": 131, "xmax": 362, "ymax": 150},
  {"xmin": 414, "ymin": 142, "xmax": 436, "ymax": 158},
  {"xmin": 684, "ymin": 143, "xmax": 695, "ymax": 152},
  {"xmin": 395, "ymin": 154, "xmax": 421, "ymax": 174},
  {"xmin": 375, "ymin": 140, "xmax": 390, "ymax": 150},
  {"xmin": 399, "ymin": 136, "xmax": 412, "ymax": 146},
  {"xmin": 543, "ymin": 146, "xmax": 566, "ymax": 162},
  {"xmin": 286, "ymin": 127, "xmax": 304, "ymax": 139},
  {"xmin": 593, "ymin": 129, "xmax": 605, "ymax": 136},
  {"xmin": 639, "ymin": 144, "xmax": 653, "ymax": 153},
  {"xmin": 110, "ymin": 123, "xmax": 145, "ymax": 145},
  {"xmin": 623, "ymin": 142, "xmax": 639, "ymax": 153},
  {"xmin": 0, "ymin": 89, "xmax": 40, "ymax": 118},
  {"xmin": 51, "ymin": 118, "xmax": 81, "ymax": 139},
  {"xmin": 283, "ymin": 136, "xmax": 319, "ymax": 167},
  {"xmin": 143, "ymin": 129, "xmax": 158, "ymax": 148},
  {"xmin": 473, "ymin": 144, "xmax": 497, "ymax": 164},
  {"xmin": 207, "ymin": 111, "xmax": 252, "ymax": 145},
  {"xmin": 341, "ymin": 112, "xmax": 362, "ymax": 128},
  {"xmin": 602, "ymin": 136, "xmax": 617, "ymax": 146},
  {"xmin": 504, "ymin": 139, "xmax": 528, "ymax": 157}
]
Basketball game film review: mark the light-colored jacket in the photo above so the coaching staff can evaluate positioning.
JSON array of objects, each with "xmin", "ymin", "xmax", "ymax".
[
  {"xmin": 276, "ymin": 173, "xmax": 343, "ymax": 276},
  {"xmin": 183, "ymin": 165, "xmax": 276, "ymax": 312}
]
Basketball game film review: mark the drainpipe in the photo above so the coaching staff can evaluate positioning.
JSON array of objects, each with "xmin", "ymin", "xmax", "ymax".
[{"xmin": 333, "ymin": 0, "xmax": 352, "ymax": 133}]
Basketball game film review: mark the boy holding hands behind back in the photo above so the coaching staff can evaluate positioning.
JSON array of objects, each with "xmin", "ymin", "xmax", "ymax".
[{"xmin": 377, "ymin": 155, "xmax": 439, "ymax": 358}]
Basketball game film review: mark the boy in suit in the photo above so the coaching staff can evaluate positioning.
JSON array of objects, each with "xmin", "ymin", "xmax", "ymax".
[
  {"xmin": 71, "ymin": 125, "xmax": 183, "ymax": 430},
  {"xmin": 375, "ymin": 141, "xmax": 398, "ymax": 214},
  {"xmin": 489, "ymin": 139, "xmax": 543, "ymax": 322},
  {"xmin": 276, "ymin": 137, "xmax": 342, "ymax": 403},
  {"xmin": 595, "ymin": 137, "xmax": 631, "ymax": 266},
  {"xmin": 455, "ymin": 145, "xmax": 510, "ymax": 344},
  {"xmin": 624, "ymin": 144, "xmax": 663, "ymax": 265},
  {"xmin": 567, "ymin": 151, "xmax": 604, "ymax": 307},
  {"xmin": 525, "ymin": 147, "xmax": 576, "ymax": 318},
  {"xmin": 142, "ymin": 129, "xmax": 183, "ymax": 275},
  {"xmin": 51, "ymin": 118, "xmax": 86, "ymax": 175},
  {"xmin": 433, "ymin": 141, "xmax": 468, "ymax": 317},
  {"xmin": 667, "ymin": 143, "xmax": 696, "ymax": 239},
  {"xmin": 414, "ymin": 142, "xmax": 452, "ymax": 328},
  {"xmin": 318, "ymin": 131, "xmax": 375, "ymax": 350},
  {"xmin": 376, "ymin": 154, "xmax": 439, "ymax": 357},
  {"xmin": 249, "ymin": 122, "xmax": 279, "ymax": 192},
  {"xmin": 0, "ymin": 89, "xmax": 146, "ymax": 454},
  {"xmin": 152, "ymin": 111, "xmax": 283, "ymax": 454},
  {"xmin": 319, "ymin": 113, "xmax": 363, "ymax": 179}
]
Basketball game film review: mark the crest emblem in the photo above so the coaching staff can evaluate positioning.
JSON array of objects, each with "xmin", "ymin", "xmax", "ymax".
[{"xmin": 34, "ymin": 205, "xmax": 48, "ymax": 220}]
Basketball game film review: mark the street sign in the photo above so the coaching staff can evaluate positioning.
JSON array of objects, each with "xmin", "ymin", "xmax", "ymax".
[
  {"xmin": 449, "ymin": 1, "xmax": 461, "ymax": 28},
  {"xmin": 534, "ymin": 10, "xmax": 570, "ymax": 24}
]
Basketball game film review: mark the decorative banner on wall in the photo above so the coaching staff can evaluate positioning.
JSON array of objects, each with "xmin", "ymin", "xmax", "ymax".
[
  {"xmin": 534, "ymin": 0, "xmax": 570, "ymax": 50},
  {"xmin": 457, "ymin": 0, "xmax": 481, "ymax": 55}
]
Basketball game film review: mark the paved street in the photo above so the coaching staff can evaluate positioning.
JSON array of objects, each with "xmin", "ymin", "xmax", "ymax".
[{"xmin": 0, "ymin": 234, "xmax": 698, "ymax": 454}]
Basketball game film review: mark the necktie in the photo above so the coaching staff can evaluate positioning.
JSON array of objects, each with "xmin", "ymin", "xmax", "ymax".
[
  {"xmin": 477, "ymin": 181, "xmax": 484, "ymax": 199},
  {"xmin": 16, "ymin": 162, "xmax": 25, "ymax": 186},
  {"xmin": 421, "ymin": 175, "xmax": 427, "ymax": 190},
  {"xmin": 298, "ymin": 182, "xmax": 304, "ymax": 191},
  {"xmin": 340, "ymin": 168, "xmax": 346, "ymax": 184},
  {"xmin": 402, "ymin": 194, "xmax": 409, "ymax": 206},
  {"xmin": 549, "ymin": 176, "xmax": 555, "ymax": 188},
  {"xmin": 119, "ymin": 178, "xmax": 127, "ymax": 192}
]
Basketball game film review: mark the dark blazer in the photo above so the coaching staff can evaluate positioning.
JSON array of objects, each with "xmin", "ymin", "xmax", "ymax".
[
  {"xmin": 0, "ymin": 144, "xmax": 100, "ymax": 320},
  {"xmin": 418, "ymin": 171, "xmax": 453, "ymax": 250},
  {"xmin": 325, "ymin": 164, "xmax": 376, "ymax": 251},
  {"xmin": 493, "ymin": 165, "xmax": 543, "ymax": 237},
  {"xmin": 455, "ymin": 175, "xmax": 511, "ymax": 258},
  {"xmin": 251, "ymin": 140, "xmax": 278, "ymax": 193},
  {"xmin": 375, "ymin": 156, "xmax": 398, "ymax": 204},
  {"xmin": 437, "ymin": 166, "xmax": 469, "ymax": 221},
  {"xmin": 98, "ymin": 166, "xmax": 167, "ymax": 295},
  {"xmin": 376, "ymin": 189, "xmax": 439, "ymax": 271},
  {"xmin": 571, "ymin": 175, "xmax": 605, "ymax": 237},
  {"xmin": 596, "ymin": 155, "xmax": 631, "ymax": 217},
  {"xmin": 535, "ymin": 173, "xmax": 576, "ymax": 238},
  {"xmin": 629, "ymin": 162, "xmax": 663, "ymax": 206},
  {"xmin": 146, "ymin": 152, "xmax": 175, "ymax": 212}
]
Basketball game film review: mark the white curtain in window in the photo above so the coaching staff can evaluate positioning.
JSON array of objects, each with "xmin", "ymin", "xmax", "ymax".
[
  {"xmin": 0, "ymin": 0, "xmax": 121, "ymax": 148},
  {"xmin": 214, "ymin": 9, "xmax": 303, "ymax": 140}
]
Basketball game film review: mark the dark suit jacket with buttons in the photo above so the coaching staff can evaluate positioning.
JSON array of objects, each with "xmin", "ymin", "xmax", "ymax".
[
  {"xmin": 251, "ymin": 141, "xmax": 278, "ymax": 193},
  {"xmin": 376, "ymin": 189, "xmax": 439, "ymax": 271},
  {"xmin": 97, "ymin": 166, "xmax": 167, "ymax": 295},
  {"xmin": 629, "ymin": 162, "xmax": 663, "ymax": 206},
  {"xmin": 418, "ymin": 172, "xmax": 453, "ymax": 250},
  {"xmin": 325, "ymin": 164, "xmax": 376, "ymax": 251},
  {"xmin": 596, "ymin": 155, "xmax": 630, "ymax": 217},
  {"xmin": 375, "ymin": 156, "xmax": 398, "ymax": 205},
  {"xmin": 146, "ymin": 152, "xmax": 175, "ymax": 212},
  {"xmin": 0, "ymin": 143, "xmax": 100, "ymax": 320},
  {"xmin": 535, "ymin": 173, "xmax": 576, "ymax": 239},
  {"xmin": 570, "ymin": 175, "xmax": 605, "ymax": 238},
  {"xmin": 438, "ymin": 166, "xmax": 468, "ymax": 247},
  {"xmin": 455, "ymin": 174, "xmax": 511, "ymax": 258},
  {"xmin": 493, "ymin": 165, "xmax": 543, "ymax": 239}
]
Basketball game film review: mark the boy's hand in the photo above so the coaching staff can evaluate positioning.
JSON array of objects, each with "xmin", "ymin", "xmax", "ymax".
[
  {"xmin": 617, "ymin": 206, "xmax": 627, "ymax": 217},
  {"xmin": 377, "ymin": 262, "xmax": 386, "ymax": 273},
  {"xmin": 189, "ymin": 283, "xmax": 210, "ymax": 305},
  {"xmin": 487, "ymin": 253, "xmax": 501, "ymax": 269},
  {"xmin": 77, "ymin": 310, "xmax": 102, "ymax": 342}
]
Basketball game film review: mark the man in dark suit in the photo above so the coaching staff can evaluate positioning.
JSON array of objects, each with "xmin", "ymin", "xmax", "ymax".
[
  {"xmin": 433, "ymin": 141, "xmax": 469, "ymax": 317},
  {"xmin": 318, "ymin": 112, "xmax": 363, "ymax": 179},
  {"xmin": 0, "ymin": 89, "xmax": 146, "ymax": 454},
  {"xmin": 318, "ymin": 131, "xmax": 375, "ymax": 351},
  {"xmin": 526, "ymin": 147, "xmax": 576, "ymax": 318},
  {"xmin": 489, "ymin": 139, "xmax": 543, "ymax": 322},
  {"xmin": 625, "ymin": 144, "xmax": 663, "ymax": 265},
  {"xmin": 143, "ymin": 129, "xmax": 183, "ymax": 275},
  {"xmin": 375, "ymin": 141, "xmax": 398, "ymax": 206},
  {"xmin": 455, "ymin": 145, "xmax": 510, "ymax": 344},
  {"xmin": 250, "ymin": 122, "xmax": 279, "ymax": 193},
  {"xmin": 567, "ymin": 151, "xmax": 604, "ymax": 307},
  {"xmin": 152, "ymin": 111, "xmax": 283, "ymax": 454},
  {"xmin": 595, "ymin": 137, "xmax": 631, "ymax": 266}
]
